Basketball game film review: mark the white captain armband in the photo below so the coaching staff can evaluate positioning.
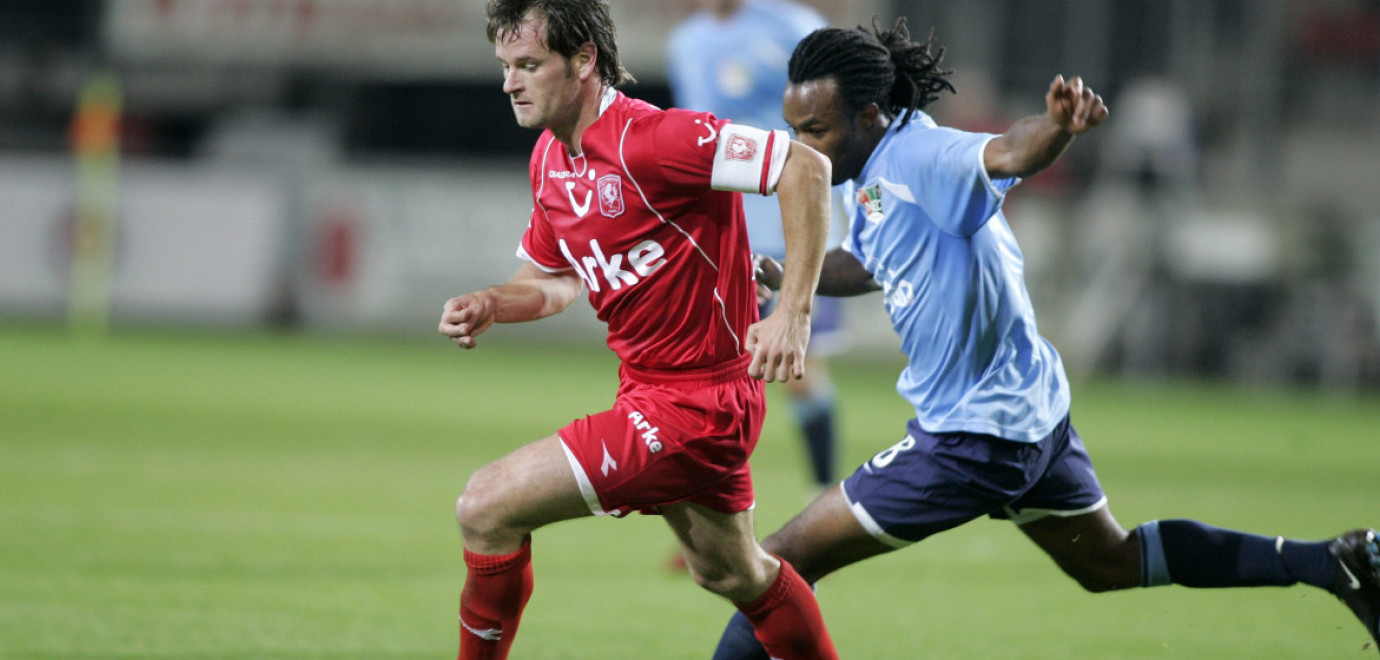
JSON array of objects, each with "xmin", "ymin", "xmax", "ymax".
[{"xmin": 709, "ymin": 124, "xmax": 790, "ymax": 196}]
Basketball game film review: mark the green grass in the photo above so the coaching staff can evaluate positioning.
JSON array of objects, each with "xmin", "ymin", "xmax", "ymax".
[{"xmin": 1, "ymin": 324, "xmax": 1376, "ymax": 658}]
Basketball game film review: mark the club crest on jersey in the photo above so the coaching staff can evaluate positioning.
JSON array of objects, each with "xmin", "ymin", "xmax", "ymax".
[
  {"xmin": 725, "ymin": 134, "xmax": 757, "ymax": 161},
  {"xmin": 597, "ymin": 173, "xmax": 624, "ymax": 218},
  {"xmin": 856, "ymin": 184, "xmax": 884, "ymax": 223}
]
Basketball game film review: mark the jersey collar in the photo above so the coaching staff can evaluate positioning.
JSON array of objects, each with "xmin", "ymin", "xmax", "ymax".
[{"xmin": 598, "ymin": 86, "xmax": 618, "ymax": 117}]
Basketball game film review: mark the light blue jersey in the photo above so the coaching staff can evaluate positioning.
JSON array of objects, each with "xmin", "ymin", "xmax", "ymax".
[
  {"xmin": 667, "ymin": 0, "xmax": 827, "ymax": 258},
  {"xmin": 842, "ymin": 111, "xmax": 1070, "ymax": 442}
]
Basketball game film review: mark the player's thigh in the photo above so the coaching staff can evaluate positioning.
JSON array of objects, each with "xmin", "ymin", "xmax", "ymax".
[
  {"xmin": 459, "ymin": 434, "xmax": 591, "ymax": 533},
  {"xmin": 663, "ymin": 502, "xmax": 764, "ymax": 569},
  {"xmin": 763, "ymin": 485, "xmax": 896, "ymax": 583}
]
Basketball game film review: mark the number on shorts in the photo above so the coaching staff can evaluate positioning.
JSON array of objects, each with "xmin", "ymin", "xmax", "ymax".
[{"xmin": 871, "ymin": 435, "xmax": 916, "ymax": 469}]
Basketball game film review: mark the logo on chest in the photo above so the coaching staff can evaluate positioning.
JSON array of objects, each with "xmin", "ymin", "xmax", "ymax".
[
  {"xmin": 596, "ymin": 174, "xmax": 624, "ymax": 218},
  {"xmin": 556, "ymin": 168, "xmax": 626, "ymax": 219},
  {"xmin": 856, "ymin": 184, "xmax": 884, "ymax": 224}
]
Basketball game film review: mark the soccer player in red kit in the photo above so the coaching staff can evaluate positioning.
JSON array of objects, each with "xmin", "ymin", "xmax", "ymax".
[{"xmin": 436, "ymin": 1, "xmax": 838, "ymax": 658}]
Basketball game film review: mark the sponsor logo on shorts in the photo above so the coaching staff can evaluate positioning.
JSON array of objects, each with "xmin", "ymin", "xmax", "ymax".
[
  {"xmin": 601, "ymin": 441, "xmax": 618, "ymax": 476},
  {"xmin": 627, "ymin": 410, "xmax": 663, "ymax": 453}
]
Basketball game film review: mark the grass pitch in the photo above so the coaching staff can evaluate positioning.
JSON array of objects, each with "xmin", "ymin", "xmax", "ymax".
[{"xmin": 1, "ymin": 324, "xmax": 1376, "ymax": 658}]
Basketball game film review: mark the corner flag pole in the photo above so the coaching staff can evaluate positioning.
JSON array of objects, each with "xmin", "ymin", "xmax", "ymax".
[{"xmin": 68, "ymin": 71, "xmax": 122, "ymax": 337}]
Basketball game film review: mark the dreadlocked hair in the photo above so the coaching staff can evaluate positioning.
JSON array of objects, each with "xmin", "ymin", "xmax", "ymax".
[{"xmin": 789, "ymin": 16, "xmax": 954, "ymax": 126}]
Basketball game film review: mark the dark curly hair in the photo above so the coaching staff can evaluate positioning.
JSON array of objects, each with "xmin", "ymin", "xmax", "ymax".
[
  {"xmin": 485, "ymin": 0, "xmax": 634, "ymax": 87},
  {"xmin": 788, "ymin": 17, "xmax": 954, "ymax": 126}
]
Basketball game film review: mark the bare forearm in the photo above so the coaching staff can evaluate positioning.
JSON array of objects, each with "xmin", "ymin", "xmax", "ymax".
[
  {"xmin": 987, "ymin": 75, "xmax": 1107, "ymax": 180},
  {"xmin": 817, "ymin": 248, "xmax": 880, "ymax": 297},
  {"xmin": 773, "ymin": 142, "xmax": 831, "ymax": 315},
  {"xmin": 488, "ymin": 263, "xmax": 582, "ymax": 323},
  {"xmin": 987, "ymin": 114, "xmax": 1074, "ymax": 179},
  {"xmin": 485, "ymin": 282, "xmax": 573, "ymax": 323}
]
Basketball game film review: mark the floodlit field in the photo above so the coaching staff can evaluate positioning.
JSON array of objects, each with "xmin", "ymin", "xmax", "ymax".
[{"xmin": 1, "ymin": 324, "xmax": 1376, "ymax": 658}]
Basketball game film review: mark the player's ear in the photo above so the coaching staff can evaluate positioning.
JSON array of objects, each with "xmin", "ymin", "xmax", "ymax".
[
  {"xmin": 858, "ymin": 103, "xmax": 882, "ymax": 131},
  {"xmin": 572, "ymin": 42, "xmax": 598, "ymax": 81}
]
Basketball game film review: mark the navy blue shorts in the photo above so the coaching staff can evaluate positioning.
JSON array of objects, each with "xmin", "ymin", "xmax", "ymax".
[{"xmin": 840, "ymin": 415, "xmax": 1107, "ymax": 547}]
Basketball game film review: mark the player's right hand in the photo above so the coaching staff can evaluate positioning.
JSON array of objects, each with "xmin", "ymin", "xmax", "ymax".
[
  {"xmin": 745, "ymin": 306, "xmax": 809, "ymax": 383},
  {"xmin": 1046, "ymin": 75, "xmax": 1108, "ymax": 135},
  {"xmin": 439, "ymin": 292, "xmax": 496, "ymax": 350}
]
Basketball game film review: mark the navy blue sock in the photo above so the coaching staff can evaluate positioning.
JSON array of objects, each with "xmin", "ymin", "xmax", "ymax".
[
  {"xmin": 711, "ymin": 610, "xmax": 769, "ymax": 660},
  {"xmin": 793, "ymin": 394, "xmax": 837, "ymax": 488},
  {"xmin": 1144, "ymin": 519, "xmax": 1337, "ymax": 589}
]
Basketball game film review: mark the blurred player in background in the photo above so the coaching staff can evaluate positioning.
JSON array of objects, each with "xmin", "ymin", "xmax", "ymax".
[
  {"xmin": 438, "ymin": 1, "xmax": 840, "ymax": 658},
  {"xmin": 669, "ymin": 0, "xmax": 846, "ymax": 495},
  {"xmin": 713, "ymin": 18, "xmax": 1380, "ymax": 658}
]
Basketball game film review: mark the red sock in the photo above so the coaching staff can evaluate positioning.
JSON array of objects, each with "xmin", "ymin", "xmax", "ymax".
[
  {"xmin": 458, "ymin": 539, "xmax": 533, "ymax": 660},
  {"xmin": 735, "ymin": 557, "xmax": 838, "ymax": 660}
]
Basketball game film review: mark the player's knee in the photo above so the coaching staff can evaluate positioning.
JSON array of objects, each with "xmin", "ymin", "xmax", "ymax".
[
  {"xmin": 454, "ymin": 470, "xmax": 506, "ymax": 539},
  {"xmin": 687, "ymin": 563, "xmax": 740, "ymax": 597},
  {"xmin": 686, "ymin": 559, "xmax": 767, "ymax": 602},
  {"xmin": 1064, "ymin": 555, "xmax": 1139, "ymax": 593},
  {"xmin": 1071, "ymin": 571, "xmax": 1119, "ymax": 593}
]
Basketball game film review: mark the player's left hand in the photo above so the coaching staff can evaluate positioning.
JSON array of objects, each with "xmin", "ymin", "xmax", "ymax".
[
  {"xmin": 745, "ymin": 307, "xmax": 809, "ymax": 383},
  {"xmin": 1046, "ymin": 75, "xmax": 1108, "ymax": 135}
]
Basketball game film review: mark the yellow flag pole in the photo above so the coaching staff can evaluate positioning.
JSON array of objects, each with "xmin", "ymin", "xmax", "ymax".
[{"xmin": 68, "ymin": 72, "xmax": 122, "ymax": 337}]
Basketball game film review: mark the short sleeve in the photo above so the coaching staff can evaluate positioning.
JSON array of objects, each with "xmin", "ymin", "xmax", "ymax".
[
  {"xmin": 900, "ymin": 126, "xmax": 1019, "ymax": 237},
  {"xmin": 630, "ymin": 108, "xmax": 728, "ymax": 191},
  {"xmin": 838, "ymin": 179, "xmax": 866, "ymax": 260},
  {"xmin": 517, "ymin": 205, "xmax": 569, "ymax": 272},
  {"xmin": 516, "ymin": 135, "xmax": 572, "ymax": 272},
  {"xmin": 628, "ymin": 110, "xmax": 787, "ymax": 196}
]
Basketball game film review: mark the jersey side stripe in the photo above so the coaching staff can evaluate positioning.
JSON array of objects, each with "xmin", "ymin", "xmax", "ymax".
[
  {"xmin": 617, "ymin": 118, "xmax": 717, "ymax": 270},
  {"xmin": 618, "ymin": 117, "xmax": 741, "ymax": 354},
  {"xmin": 712, "ymin": 288, "xmax": 743, "ymax": 354}
]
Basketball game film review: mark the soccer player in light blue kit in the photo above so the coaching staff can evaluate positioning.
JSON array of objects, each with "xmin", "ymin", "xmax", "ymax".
[
  {"xmin": 713, "ymin": 18, "xmax": 1380, "ymax": 658},
  {"xmin": 669, "ymin": 0, "xmax": 846, "ymax": 493}
]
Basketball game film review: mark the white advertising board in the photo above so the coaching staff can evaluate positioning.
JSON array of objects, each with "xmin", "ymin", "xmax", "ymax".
[
  {"xmin": 0, "ymin": 157, "xmax": 289, "ymax": 324},
  {"xmin": 292, "ymin": 161, "xmax": 605, "ymax": 337}
]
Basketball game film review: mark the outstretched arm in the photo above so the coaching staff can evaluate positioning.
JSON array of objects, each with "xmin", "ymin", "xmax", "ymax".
[
  {"xmin": 756, "ymin": 249, "xmax": 879, "ymax": 298},
  {"xmin": 746, "ymin": 140, "xmax": 831, "ymax": 383},
  {"xmin": 438, "ymin": 262, "xmax": 583, "ymax": 349},
  {"xmin": 984, "ymin": 75, "xmax": 1109, "ymax": 180}
]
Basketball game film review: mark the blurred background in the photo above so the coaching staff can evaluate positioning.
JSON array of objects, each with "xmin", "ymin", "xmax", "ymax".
[{"xmin": 5, "ymin": 0, "xmax": 1380, "ymax": 389}]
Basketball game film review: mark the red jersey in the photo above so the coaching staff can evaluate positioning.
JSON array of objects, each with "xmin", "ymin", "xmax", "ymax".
[{"xmin": 519, "ymin": 90, "xmax": 787, "ymax": 371}]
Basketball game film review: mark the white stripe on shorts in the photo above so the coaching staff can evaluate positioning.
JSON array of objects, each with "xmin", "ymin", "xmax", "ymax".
[
  {"xmin": 841, "ymin": 481, "xmax": 912, "ymax": 549},
  {"xmin": 558, "ymin": 436, "xmax": 609, "ymax": 517},
  {"xmin": 1003, "ymin": 495, "xmax": 1109, "ymax": 526}
]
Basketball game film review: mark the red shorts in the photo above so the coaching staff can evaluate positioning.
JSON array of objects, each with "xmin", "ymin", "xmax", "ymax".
[{"xmin": 557, "ymin": 354, "xmax": 765, "ymax": 517}]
